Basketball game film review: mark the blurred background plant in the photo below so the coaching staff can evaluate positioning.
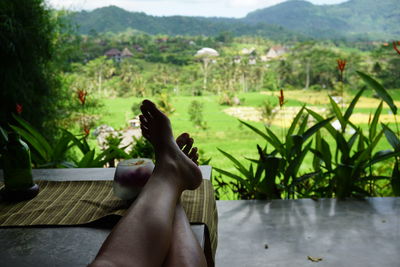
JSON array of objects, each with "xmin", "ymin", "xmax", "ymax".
[{"xmin": 188, "ymin": 100, "xmax": 208, "ymax": 130}]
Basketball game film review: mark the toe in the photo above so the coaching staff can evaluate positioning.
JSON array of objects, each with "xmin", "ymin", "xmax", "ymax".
[
  {"xmin": 139, "ymin": 115, "xmax": 148, "ymax": 125},
  {"xmin": 143, "ymin": 100, "xmax": 164, "ymax": 117},
  {"xmin": 182, "ymin": 138, "xmax": 194, "ymax": 155},
  {"xmin": 176, "ymin": 133, "xmax": 189, "ymax": 149},
  {"xmin": 188, "ymin": 147, "xmax": 198, "ymax": 160},
  {"xmin": 140, "ymin": 103, "xmax": 153, "ymax": 121}
]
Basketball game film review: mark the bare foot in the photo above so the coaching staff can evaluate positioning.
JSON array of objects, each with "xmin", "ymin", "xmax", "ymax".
[{"xmin": 139, "ymin": 100, "xmax": 202, "ymax": 191}]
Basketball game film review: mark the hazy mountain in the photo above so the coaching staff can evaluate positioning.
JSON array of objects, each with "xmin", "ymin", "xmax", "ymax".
[
  {"xmin": 70, "ymin": 6, "xmax": 303, "ymax": 41},
  {"xmin": 243, "ymin": 0, "xmax": 400, "ymax": 39},
  {"xmin": 70, "ymin": 0, "xmax": 399, "ymax": 40}
]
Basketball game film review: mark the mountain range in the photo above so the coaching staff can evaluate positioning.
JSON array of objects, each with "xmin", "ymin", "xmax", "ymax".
[{"xmin": 69, "ymin": 0, "xmax": 400, "ymax": 40}]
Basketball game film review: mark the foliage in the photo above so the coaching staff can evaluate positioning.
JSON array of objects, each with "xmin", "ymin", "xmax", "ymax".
[
  {"xmin": 0, "ymin": 0, "xmax": 65, "ymax": 140},
  {"xmin": 131, "ymin": 102, "xmax": 142, "ymax": 117},
  {"xmin": 188, "ymin": 100, "xmax": 208, "ymax": 129},
  {"xmin": 260, "ymin": 99, "xmax": 277, "ymax": 126},
  {"xmin": 129, "ymin": 136, "xmax": 155, "ymax": 160},
  {"xmin": 214, "ymin": 106, "xmax": 333, "ymax": 199},
  {"xmin": 69, "ymin": 1, "xmax": 399, "ymax": 40},
  {"xmin": 9, "ymin": 114, "xmax": 129, "ymax": 168},
  {"xmin": 215, "ymin": 72, "xmax": 399, "ymax": 199},
  {"xmin": 156, "ymin": 92, "xmax": 175, "ymax": 116}
]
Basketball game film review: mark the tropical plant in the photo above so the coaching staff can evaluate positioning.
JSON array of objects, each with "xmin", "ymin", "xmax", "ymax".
[
  {"xmin": 308, "ymin": 73, "xmax": 399, "ymax": 198},
  {"xmin": 9, "ymin": 114, "xmax": 129, "ymax": 168},
  {"xmin": 214, "ymin": 106, "xmax": 333, "ymax": 199}
]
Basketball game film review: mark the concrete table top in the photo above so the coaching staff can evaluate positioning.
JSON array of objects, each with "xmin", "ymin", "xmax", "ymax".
[{"xmin": 216, "ymin": 198, "xmax": 400, "ymax": 267}]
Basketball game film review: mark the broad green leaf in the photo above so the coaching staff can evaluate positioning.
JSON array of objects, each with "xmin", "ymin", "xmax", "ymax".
[
  {"xmin": 344, "ymin": 87, "xmax": 365, "ymax": 121},
  {"xmin": 63, "ymin": 130, "xmax": 91, "ymax": 154},
  {"xmin": 306, "ymin": 108, "xmax": 337, "ymax": 138},
  {"xmin": 357, "ymin": 71, "xmax": 397, "ymax": 115},
  {"xmin": 369, "ymin": 102, "xmax": 383, "ymax": 141},
  {"xmin": 382, "ymin": 124, "xmax": 400, "ymax": 151},
  {"xmin": 12, "ymin": 114, "xmax": 52, "ymax": 156},
  {"xmin": 51, "ymin": 133, "xmax": 73, "ymax": 163},
  {"xmin": 213, "ymin": 167, "xmax": 251, "ymax": 189},
  {"xmin": 348, "ymin": 131, "xmax": 360, "ymax": 151},
  {"xmin": 287, "ymin": 105, "xmax": 305, "ymax": 137},
  {"xmin": 329, "ymin": 96, "xmax": 346, "ymax": 131},
  {"xmin": 302, "ymin": 116, "xmax": 334, "ymax": 142},
  {"xmin": 284, "ymin": 141, "xmax": 312, "ymax": 185},
  {"xmin": 218, "ymin": 148, "xmax": 250, "ymax": 177},
  {"xmin": 391, "ymin": 160, "xmax": 400, "ymax": 196},
  {"xmin": 239, "ymin": 120, "xmax": 274, "ymax": 145},
  {"xmin": 78, "ymin": 149, "xmax": 95, "ymax": 168},
  {"xmin": 370, "ymin": 150, "xmax": 400, "ymax": 165},
  {"xmin": 10, "ymin": 125, "xmax": 49, "ymax": 161},
  {"xmin": 264, "ymin": 127, "xmax": 285, "ymax": 156},
  {"xmin": 297, "ymin": 114, "xmax": 309, "ymax": 135},
  {"xmin": 320, "ymin": 138, "xmax": 332, "ymax": 171}
]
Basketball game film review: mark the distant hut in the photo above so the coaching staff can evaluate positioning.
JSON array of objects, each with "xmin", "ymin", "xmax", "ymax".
[
  {"xmin": 121, "ymin": 48, "xmax": 133, "ymax": 58},
  {"xmin": 262, "ymin": 45, "xmax": 288, "ymax": 61},
  {"xmin": 105, "ymin": 48, "xmax": 122, "ymax": 62}
]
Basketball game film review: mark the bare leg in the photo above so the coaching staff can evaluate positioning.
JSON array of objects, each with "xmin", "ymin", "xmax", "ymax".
[
  {"xmin": 90, "ymin": 100, "xmax": 202, "ymax": 267},
  {"xmin": 161, "ymin": 134, "xmax": 206, "ymax": 267}
]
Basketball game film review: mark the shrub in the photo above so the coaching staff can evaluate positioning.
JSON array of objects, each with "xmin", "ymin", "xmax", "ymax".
[{"xmin": 188, "ymin": 100, "xmax": 208, "ymax": 129}]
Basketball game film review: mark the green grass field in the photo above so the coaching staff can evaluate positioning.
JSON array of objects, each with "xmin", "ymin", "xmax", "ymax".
[{"xmin": 98, "ymin": 89, "xmax": 399, "ymax": 181}]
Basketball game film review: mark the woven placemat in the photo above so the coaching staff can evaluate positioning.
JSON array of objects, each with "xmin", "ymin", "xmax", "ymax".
[{"xmin": 0, "ymin": 180, "xmax": 218, "ymax": 260}]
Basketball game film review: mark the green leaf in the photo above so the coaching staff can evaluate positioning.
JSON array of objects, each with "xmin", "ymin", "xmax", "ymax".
[
  {"xmin": 298, "ymin": 114, "xmax": 309, "ymax": 136},
  {"xmin": 329, "ymin": 95, "xmax": 346, "ymax": 131},
  {"xmin": 239, "ymin": 120, "xmax": 274, "ymax": 145},
  {"xmin": 51, "ymin": 132, "xmax": 73, "ymax": 163},
  {"xmin": 287, "ymin": 105, "xmax": 305, "ymax": 137},
  {"xmin": 391, "ymin": 160, "xmax": 400, "ymax": 196},
  {"xmin": 63, "ymin": 130, "xmax": 91, "ymax": 154},
  {"xmin": 302, "ymin": 116, "xmax": 334, "ymax": 142},
  {"xmin": 264, "ymin": 127, "xmax": 285, "ymax": 156},
  {"xmin": 344, "ymin": 87, "xmax": 365, "ymax": 121},
  {"xmin": 306, "ymin": 108, "xmax": 337, "ymax": 138},
  {"xmin": 213, "ymin": 167, "xmax": 251, "ymax": 189},
  {"xmin": 12, "ymin": 114, "xmax": 52, "ymax": 157},
  {"xmin": 218, "ymin": 148, "xmax": 250, "ymax": 178},
  {"xmin": 357, "ymin": 71, "xmax": 397, "ymax": 115},
  {"xmin": 370, "ymin": 150, "xmax": 400, "ymax": 165},
  {"xmin": 382, "ymin": 124, "xmax": 400, "ymax": 151},
  {"xmin": 78, "ymin": 149, "xmax": 95, "ymax": 168},
  {"xmin": 369, "ymin": 102, "xmax": 383, "ymax": 141},
  {"xmin": 10, "ymin": 125, "xmax": 49, "ymax": 161},
  {"xmin": 348, "ymin": 131, "xmax": 360, "ymax": 151}
]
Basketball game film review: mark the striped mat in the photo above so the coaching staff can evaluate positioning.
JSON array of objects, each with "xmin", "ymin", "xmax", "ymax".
[{"xmin": 0, "ymin": 180, "xmax": 218, "ymax": 261}]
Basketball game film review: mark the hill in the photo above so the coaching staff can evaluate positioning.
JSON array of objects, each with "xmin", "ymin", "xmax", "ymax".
[
  {"xmin": 69, "ymin": 6, "xmax": 304, "ymax": 41},
  {"xmin": 243, "ymin": 0, "xmax": 400, "ymax": 39},
  {"xmin": 69, "ymin": 0, "xmax": 399, "ymax": 40}
]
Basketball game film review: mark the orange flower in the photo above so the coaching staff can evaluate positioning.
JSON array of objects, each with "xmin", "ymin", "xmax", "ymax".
[
  {"xmin": 337, "ymin": 59, "xmax": 347, "ymax": 72},
  {"xmin": 83, "ymin": 126, "xmax": 90, "ymax": 136},
  {"xmin": 278, "ymin": 89, "xmax": 284, "ymax": 107},
  {"xmin": 77, "ymin": 89, "xmax": 87, "ymax": 105},
  {"xmin": 337, "ymin": 59, "xmax": 347, "ymax": 82},
  {"xmin": 16, "ymin": 104, "xmax": 23, "ymax": 114},
  {"xmin": 393, "ymin": 41, "xmax": 400, "ymax": 55}
]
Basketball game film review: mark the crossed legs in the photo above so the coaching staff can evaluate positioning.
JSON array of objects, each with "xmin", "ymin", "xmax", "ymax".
[{"xmin": 90, "ymin": 100, "xmax": 207, "ymax": 267}]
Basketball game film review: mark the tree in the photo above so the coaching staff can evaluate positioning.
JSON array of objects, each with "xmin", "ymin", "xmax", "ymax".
[{"xmin": 0, "ymin": 0, "xmax": 64, "ymax": 139}]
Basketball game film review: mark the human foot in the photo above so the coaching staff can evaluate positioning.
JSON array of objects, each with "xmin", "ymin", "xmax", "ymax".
[{"xmin": 139, "ymin": 100, "xmax": 202, "ymax": 191}]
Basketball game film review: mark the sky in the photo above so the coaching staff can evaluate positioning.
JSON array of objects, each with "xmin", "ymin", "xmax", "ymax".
[{"xmin": 46, "ymin": 0, "xmax": 348, "ymax": 18}]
